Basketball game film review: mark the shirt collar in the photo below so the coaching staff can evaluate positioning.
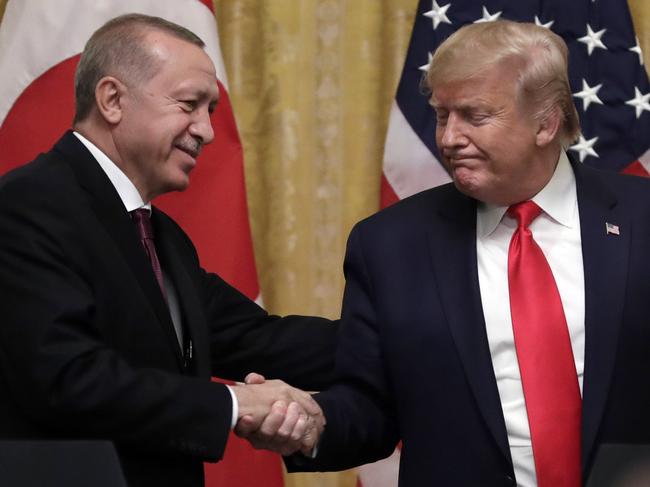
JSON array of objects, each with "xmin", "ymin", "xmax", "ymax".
[
  {"xmin": 73, "ymin": 131, "xmax": 151, "ymax": 213},
  {"xmin": 477, "ymin": 151, "xmax": 577, "ymax": 237}
]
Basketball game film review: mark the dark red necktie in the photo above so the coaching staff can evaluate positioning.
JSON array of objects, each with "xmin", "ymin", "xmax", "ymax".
[
  {"xmin": 131, "ymin": 209, "xmax": 167, "ymax": 300},
  {"xmin": 507, "ymin": 201, "xmax": 581, "ymax": 487}
]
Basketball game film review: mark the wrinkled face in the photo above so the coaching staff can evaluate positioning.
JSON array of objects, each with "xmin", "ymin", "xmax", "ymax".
[
  {"xmin": 431, "ymin": 63, "xmax": 551, "ymax": 205},
  {"xmin": 114, "ymin": 31, "xmax": 219, "ymax": 201}
]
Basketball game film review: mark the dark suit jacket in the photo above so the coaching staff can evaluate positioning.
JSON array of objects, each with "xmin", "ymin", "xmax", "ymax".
[
  {"xmin": 290, "ymin": 160, "xmax": 650, "ymax": 486},
  {"xmin": 0, "ymin": 132, "xmax": 337, "ymax": 487}
]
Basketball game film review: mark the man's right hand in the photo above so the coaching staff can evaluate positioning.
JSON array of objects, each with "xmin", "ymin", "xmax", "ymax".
[{"xmin": 232, "ymin": 374, "xmax": 325, "ymax": 456}]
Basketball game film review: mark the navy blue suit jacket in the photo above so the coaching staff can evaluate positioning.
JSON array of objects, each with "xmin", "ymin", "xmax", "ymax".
[{"xmin": 291, "ymin": 159, "xmax": 650, "ymax": 486}]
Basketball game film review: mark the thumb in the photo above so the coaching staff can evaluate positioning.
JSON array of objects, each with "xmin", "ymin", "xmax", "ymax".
[{"xmin": 245, "ymin": 372, "xmax": 266, "ymax": 385}]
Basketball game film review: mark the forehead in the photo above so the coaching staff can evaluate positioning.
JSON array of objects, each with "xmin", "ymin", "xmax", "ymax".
[
  {"xmin": 144, "ymin": 31, "xmax": 219, "ymax": 97},
  {"xmin": 430, "ymin": 62, "xmax": 520, "ymax": 109}
]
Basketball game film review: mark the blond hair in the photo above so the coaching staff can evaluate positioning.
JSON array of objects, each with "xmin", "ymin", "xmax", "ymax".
[{"xmin": 426, "ymin": 20, "xmax": 581, "ymax": 145}]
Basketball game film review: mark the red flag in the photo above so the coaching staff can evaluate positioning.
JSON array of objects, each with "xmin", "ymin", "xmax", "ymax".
[{"xmin": 0, "ymin": 1, "xmax": 282, "ymax": 486}]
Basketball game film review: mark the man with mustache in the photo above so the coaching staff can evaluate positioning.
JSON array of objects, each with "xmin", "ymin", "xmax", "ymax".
[
  {"xmin": 0, "ymin": 14, "xmax": 334, "ymax": 487},
  {"xmin": 261, "ymin": 20, "xmax": 650, "ymax": 487}
]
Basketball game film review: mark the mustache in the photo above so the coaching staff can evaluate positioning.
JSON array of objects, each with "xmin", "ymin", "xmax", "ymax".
[{"xmin": 176, "ymin": 136, "xmax": 202, "ymax": 158}]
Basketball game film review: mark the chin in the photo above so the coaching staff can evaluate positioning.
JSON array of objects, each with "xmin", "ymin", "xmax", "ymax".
[
  {"xmin": 452, "ymin": 174, "xmax": 481, "ymax": 198},
  {"xmin": 172, "ymin": 180, "xmax": 191, "ymax": 192},
  {"xmin": 160, "ymin": 177, "xmax": 191, "ymax": 195}
]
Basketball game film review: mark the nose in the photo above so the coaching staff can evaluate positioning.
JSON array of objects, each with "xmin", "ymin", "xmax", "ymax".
[
  {"xmin": 189, "ymin": 108, "xmax": 215, "ymax": 145},
  {"xmin": 438, "ymin": 113, "xmax": 467, "ymax": 149}
]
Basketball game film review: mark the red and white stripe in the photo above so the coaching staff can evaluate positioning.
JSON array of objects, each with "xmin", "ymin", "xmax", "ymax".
[
  {"xmin": 621, "ymin": 148, "xmax": 650, "ymax": 177},
  {"xmin": 381, "ymin": 100, "xmax": 450, "ymax": 207}
]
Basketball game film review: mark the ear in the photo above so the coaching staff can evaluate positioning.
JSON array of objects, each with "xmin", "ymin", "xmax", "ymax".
[
  {"xmin": 94, "ymin": 76, "xmax": 126, "ymax": 125},
  {"xmin": 535, "ymin": 106, "xmax": 561, "ymax": 147}
]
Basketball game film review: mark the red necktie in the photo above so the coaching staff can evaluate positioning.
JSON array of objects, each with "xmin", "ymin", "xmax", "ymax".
[
  {"xmin": 132, "ymin": 209, "xmax": 167, "ymax": 300},
  {"xmin": 507, "ymin": 201, "xmax": 581, "ymax": 487}
]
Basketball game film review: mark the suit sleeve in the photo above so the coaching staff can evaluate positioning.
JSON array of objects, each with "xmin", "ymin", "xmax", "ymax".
[
  {"xmin": 156, "ymin": 212, "xmax": 339, "ymax": 391},
  {"xmin": 201, "ymin": 269, "xmax": 338, "ymax": 390},
  {"xmin": 0, "ymin": 181, "xmax": 232, "ymax": 461},
  {"xmin": 287, "ymin": 223, "xmax": 400, "ymax": 472}
]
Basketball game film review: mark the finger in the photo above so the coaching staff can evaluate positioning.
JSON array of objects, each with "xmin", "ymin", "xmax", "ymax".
[
  {"xmin": 299, "ymin": 419, "xmax": 321, "ymax": 455},
  {"xmin": 234, "ymin": 414, "xmax": 258, "ymax": 437},
  {"xmin": 276, "ymin": 402, "xmax": 302, "ymax": 438},
  {"xmin": 288, "ymin": 390, "xmax": 321, "ymax": 417},
  {"xmin": 290, "ymin": 412, "xmax": 308, "ymax": 441},
  {"xmin": 258, "ymin": 401, "xmax": 289, "ymax": 436},
  {"xmin": 245, "ymin": 372, "xmax": 266, "ymax": 384}
]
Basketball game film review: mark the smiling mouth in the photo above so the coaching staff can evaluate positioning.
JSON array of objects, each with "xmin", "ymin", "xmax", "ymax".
[{"xmin": 176, "ymin": 139, "xmax": 201, "ymax": 159}]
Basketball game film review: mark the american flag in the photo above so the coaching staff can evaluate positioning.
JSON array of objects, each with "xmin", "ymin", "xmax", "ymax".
[
  {"xmin": 366, "ymin": 0, "xmax": 649, "ymax": 485},
  {"xmin": 381, "ymin": 0, "xmax": 650, "ymax": 210}
]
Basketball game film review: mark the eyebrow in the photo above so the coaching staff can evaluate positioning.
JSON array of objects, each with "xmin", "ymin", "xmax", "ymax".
[{"xmin": 432, "ymin": 100, "xmax": 495, "ymax": 113}]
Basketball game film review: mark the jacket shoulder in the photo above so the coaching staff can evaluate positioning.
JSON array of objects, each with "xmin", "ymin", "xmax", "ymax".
[
  {"xmin": 0, "ymin": 147, "xmax": 76, "ymax": 199},
  {"xmin": 355, "ymin": 182, "xmax": 466, "ymax": 231}
]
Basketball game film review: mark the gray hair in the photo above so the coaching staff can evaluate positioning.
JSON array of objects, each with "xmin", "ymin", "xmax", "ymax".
[{"xmin": 73, "ymin": 13, "xmax": 205, "ymax": 123}]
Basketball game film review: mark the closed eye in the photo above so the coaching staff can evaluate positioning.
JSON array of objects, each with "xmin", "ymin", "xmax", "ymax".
[
  {"xmin": 469, "ymin": 113, "xmax": 489, "ymax": 124},
  {"xmin": 180, "ymin": 100, "xmax": 197, "ymax": 111},
  {"xmin": 434, "ymin": 109, "xmax": 449, "ymax": 125}
]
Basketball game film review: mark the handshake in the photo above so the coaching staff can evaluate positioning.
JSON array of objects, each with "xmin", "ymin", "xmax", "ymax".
[{"xmin": 231, "ymin": 373, "xmax": 325, "ymax": 456}]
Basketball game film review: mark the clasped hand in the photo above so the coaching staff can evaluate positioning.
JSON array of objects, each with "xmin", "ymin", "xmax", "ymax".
[{"xmin": 232, "ymin": 373, "xmax": 324, "ymax": 456}]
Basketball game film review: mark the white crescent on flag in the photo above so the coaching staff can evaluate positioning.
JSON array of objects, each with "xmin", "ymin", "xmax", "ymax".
[{"xmin": 0, "ymin": 1, "xmax": 279, "ymax": 486}]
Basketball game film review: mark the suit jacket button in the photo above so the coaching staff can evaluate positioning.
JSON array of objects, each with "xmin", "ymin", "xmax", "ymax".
[{"xmin": 504, "ymin": 474, "xmax": 515, "ymax": 485}]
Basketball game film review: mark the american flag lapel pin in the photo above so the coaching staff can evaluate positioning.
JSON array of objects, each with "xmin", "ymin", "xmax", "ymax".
[{"xmin": 605, "ymin": 222, "xmax": 620, "ymax": 235}]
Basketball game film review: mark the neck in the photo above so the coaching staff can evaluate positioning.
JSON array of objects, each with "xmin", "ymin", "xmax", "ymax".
[{"xmin": 73, "ymin": 119, "xmax": 152, "ymax": 202}]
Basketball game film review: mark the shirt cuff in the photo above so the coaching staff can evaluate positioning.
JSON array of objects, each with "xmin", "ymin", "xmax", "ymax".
[
  {"xmin": 225, "ymin": 384, "xmax": 239, "ymax": 429},
  {"xmin": 309, "ymin": 443, "xmax": 319, "ymax": 459}
]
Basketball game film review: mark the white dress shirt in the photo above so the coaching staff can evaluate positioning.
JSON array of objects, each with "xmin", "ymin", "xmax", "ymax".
[
  {"xmin": 73, "ymin": 131, "xmax": 185, "ymax": 348},
  {"xmin": 73, "ymin": 132, "xmax": 239, "ymax": 426},
  {"xmin": 476, "ymin": 151, "xmax": 585, "ymax": 487}
]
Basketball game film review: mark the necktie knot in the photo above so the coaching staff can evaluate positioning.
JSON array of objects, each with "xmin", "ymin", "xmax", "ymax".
[
  {"xmin": 131, "ymin": 208, "xmax": 154, "ymax": 240},
  {"xmin": 508, "ymin": 200, "xmax": 542, "ymax": 229}
]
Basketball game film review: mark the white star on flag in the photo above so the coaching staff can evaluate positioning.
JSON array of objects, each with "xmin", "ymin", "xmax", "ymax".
[
  {"xmin": 625, "ymin": 87, "xmax": 650, "ymax": 119},
  {"xmin": 474, "ymin": 6, "xmax": 501, "ymax": 23},
  {"xmin": 419, "ymin": 52, "xmax": 433, "ymax": 72},
  {"xmin": 573, "ymin": 79, "xmax": 604, "ymax": 111},
  {"xmin": 423, "ymin": 1, "xmax": 452, "ymax": 30},
  {"xmin": 570, "ymin": 135, "xmax": 600, "ymax": 162},
  {"xmin": 578, "ymin": 24, "xmax": 607, "ymax": 56},
  {"xmin": 629, "ymin": 37, "xmax": 644, "ymax": 66},
  {"xmin": 534, "ymin": 16, "xmax": 554, "ymax": 30},
  {"xmin": 378, "ymin": 1, "xmax": 650, "ymax": 332}
]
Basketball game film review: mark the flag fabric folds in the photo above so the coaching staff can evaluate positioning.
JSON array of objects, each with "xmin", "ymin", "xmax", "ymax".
[
  {"xmin": 370, "ymin": 0, "xmax": 649, "ymax": 486},
  {"xmin": 0, "ymin": 1, "xmax": 282, "ymax": 486}
]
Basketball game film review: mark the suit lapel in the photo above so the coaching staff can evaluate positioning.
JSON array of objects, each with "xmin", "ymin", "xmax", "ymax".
[
  {"xmin": 573, "ymin": 162, "xmax": 630, "ymax": 471},
  {"xmin": 424, "ymin": 162, "xmax": 629, "ymax": 473},
  {"xmin": 154, "ymin": 212, "xmax": 211, "ymax": 377},
  {"xmin": 54, "ymin": 132, "xmax": 183, "ymax": 368},
  {"xmin": 425, "ymin": 188, "xmax": 512, "ymax": 466}
]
